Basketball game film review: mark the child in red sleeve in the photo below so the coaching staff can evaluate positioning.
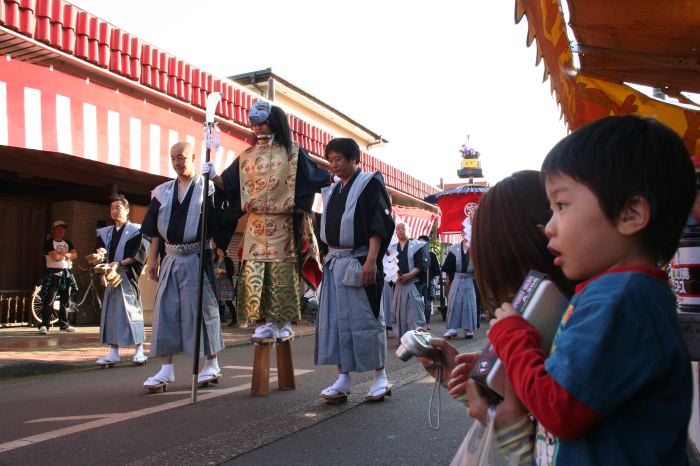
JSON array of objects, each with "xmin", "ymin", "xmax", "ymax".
[{"xmin": 489, "ymin": 115, "xmax": 696, "ymax": 465}]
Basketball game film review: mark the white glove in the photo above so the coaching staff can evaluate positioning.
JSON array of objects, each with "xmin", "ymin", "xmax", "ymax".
[{"xmin": 201, "ymin": 161, "xmax": 217, "ymax": 178}]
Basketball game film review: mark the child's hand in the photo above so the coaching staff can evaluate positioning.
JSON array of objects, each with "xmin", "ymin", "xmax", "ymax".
[{"xmin": 488, "ymin": 302, "xmax": 519, "ymax": 335}]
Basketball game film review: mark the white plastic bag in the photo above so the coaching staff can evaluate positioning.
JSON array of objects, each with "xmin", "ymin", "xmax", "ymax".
[
  {"xmin": 342, "ymin": 259, "xmax": 363, "ymax": 287},
  {"xmin": 450, "ymin": 406, "xmax": 516, "ymax": 466}
]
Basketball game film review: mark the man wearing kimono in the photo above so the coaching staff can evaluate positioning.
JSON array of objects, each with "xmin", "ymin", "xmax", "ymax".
[
  {"xmin": 205, "ymin": 101, "xmax": 330, "ymax": 341},
  {"xmin": 390, "ymin": 223, "xmax": 429, "ymax": 338},
  {"xmin": 441, "ymin": 239, "xmax": 478, "ymax": 338},
  {"xmin": 314, "ymin": 138, "xmax": 395, "ymax": 402},
  {"xmin": 94, "ymin": 194, "xmax": 149, "ymax": 365},
  {"xmin": 141, "ymin": 141, "xmax": 227, "ymax": 389}
]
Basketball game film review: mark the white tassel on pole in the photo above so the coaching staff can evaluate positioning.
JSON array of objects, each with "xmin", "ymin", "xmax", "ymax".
[
  {"xmin": 383, "ymin": 216, "xmax": 402, "ymax": 283},
  {"xmin": 462, "ymin": 215, "xmax": 472, "ymax": 248}
]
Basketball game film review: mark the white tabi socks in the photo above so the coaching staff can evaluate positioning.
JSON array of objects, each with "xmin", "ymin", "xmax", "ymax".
[
  {"xmin": 321, "ymin": 373, "xmax": 351, "ymax": 397},
  {"xmin": 367, "ymin": 369, "xmax": 390, "ymax": 398},
  {"xmin": 144, "ymin": 363, "xmax": 175, "ymax": 387},
  {"xmin": 277, "ymin": 321, "xmax": 294, "ymax": 338},
  {"xmin": 133, "ymin": 344, "xmax": 147, "ymax": 363},
  {"xmin": 197, "ymin": 357, "xmax": 221, "ymax": 382},
  {"xmin": 96, "ymin": 347, "xmax": 120, "ymax": 364}
]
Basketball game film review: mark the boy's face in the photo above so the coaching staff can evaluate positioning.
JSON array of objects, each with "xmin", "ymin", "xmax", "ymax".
[{"xmin": 544, "ymin": 174, "xmax": 630, "ymax": 281}]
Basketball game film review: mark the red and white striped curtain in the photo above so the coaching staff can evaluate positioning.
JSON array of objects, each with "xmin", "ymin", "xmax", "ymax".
[
  {"xmin": 393, "ymin": 205, "xmax": 437, "ymax": 238},
  {"xmin": 439, "ymin": 233, "xmax": 463, "ymax": 244}
]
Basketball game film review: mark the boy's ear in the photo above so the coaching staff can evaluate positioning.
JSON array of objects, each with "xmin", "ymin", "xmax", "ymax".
[{"xmin": 617, "ymin": 195, "xmax": 651, "ymax": 236}]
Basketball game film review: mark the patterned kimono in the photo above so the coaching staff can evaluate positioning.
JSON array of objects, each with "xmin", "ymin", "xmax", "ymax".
[{"xmin": 221, "ymin": 139, "xmax": 329, "ymax": 323}]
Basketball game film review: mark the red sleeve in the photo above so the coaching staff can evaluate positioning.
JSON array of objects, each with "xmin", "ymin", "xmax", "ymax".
[{"xmin": 489, "ymin": 315, "xmax": 602, "ymax": 440}]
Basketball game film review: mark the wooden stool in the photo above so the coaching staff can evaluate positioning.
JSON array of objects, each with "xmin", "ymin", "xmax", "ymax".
[{"xmin": 250, "ymin": 336, "xmax": 295, "ymax": 396}]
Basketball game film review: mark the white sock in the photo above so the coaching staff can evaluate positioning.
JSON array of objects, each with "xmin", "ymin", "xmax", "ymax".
[
  {"xmin": 203, "ymin": 358, "xmax": 219, "ymax": 372},
  {"xmin": 159, "ymin": 363, "xmax": 174, "ymax": 378},
  {"xmin": 369, "ymin": 369, "xmax": 389, "ymax": 393},
  {"xmin": 333, "ymin": 373, "xmax": 351, "ymax": 391},
  {"xmin": 108, "ymin": 347, "xmax": 119, "ymax": 359},
  {"xmin": 134, "ymin": 345, "xmax": 144, "ymax": 357}
]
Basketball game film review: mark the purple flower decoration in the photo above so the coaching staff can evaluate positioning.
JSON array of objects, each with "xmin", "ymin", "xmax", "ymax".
[{"xmin": 459, "ymin": 144, "xmax": 479, "ymax": 158}]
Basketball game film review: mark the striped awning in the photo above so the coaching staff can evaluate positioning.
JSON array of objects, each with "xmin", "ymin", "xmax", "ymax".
[
  {"xmin": 393, "ymin": 204, "xmax": 437, "ymax": 239},
  {"xmin": 0, "ymin": 56, "xmax": 247, "ymax": 178},
  {"xmin": 439, "ymin": 233, "xmax": 463, "ymax": 245}
]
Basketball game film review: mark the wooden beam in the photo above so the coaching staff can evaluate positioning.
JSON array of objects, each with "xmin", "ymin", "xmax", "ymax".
[{"xmin": 577, "ymin": 44, "xmax": 700, "ymax": 70}]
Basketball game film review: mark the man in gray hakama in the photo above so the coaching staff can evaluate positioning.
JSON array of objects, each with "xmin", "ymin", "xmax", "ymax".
[
  {"xmin": 390, "ymin": 223, "xmax": 429, "ymax": 339},
  {"xmin": 94, "ymin": 194, "xmax": 149, "ymax": 365},
  {"xmin": 141, "ymin": 141, "xmax": 226, "ymax": 389},
  {"xmin": 441, "ymin": 240, "xmax": 478, "ymax": 338},
  {"xmin": 314, "ymin": 138, "xmax": 394, "ymax": 401}
]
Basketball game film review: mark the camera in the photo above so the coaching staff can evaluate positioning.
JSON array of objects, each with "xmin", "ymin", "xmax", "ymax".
[{"xmin": 396, "ymin": 329, "xmax": 439, "ymax": 361}]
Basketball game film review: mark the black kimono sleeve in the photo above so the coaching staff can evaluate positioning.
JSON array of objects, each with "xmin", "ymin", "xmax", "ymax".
[
  {"xmin": 441, "ymin": 251, "xmax": 457, "ymax": 281},
  {"xmin": 355, "ymin": 177, "xmax": 394, "ymax": 320},
  {"xmin": 413, "ymin": 245, "xmax": 429, "ymax": 271},
  {"xmin": 355, "ymin": 175, "xmax": 395, "ymax": 266},
  {"xmin": 141, "ymin": 198, "xmax": 161, "ymax": 239},
  {"xmin": 413, "ymin": 244, "xmax": 429, "ymax": 292},
  {"xmin": 219, "ymin": 158, "xmax": 245, "ymax": 245},
  {"xmin": 295, "ymin": 147, "xmax": 331, "ymax": 213},
  {"xmin": 123, "ymin": 233, "xmax": 148, "ymax": 265}
]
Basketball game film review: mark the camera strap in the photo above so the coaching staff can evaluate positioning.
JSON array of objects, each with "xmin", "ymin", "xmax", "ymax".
[{"xmin": 428, "ymin": 365, "xmax": 442, "ymax": 430}]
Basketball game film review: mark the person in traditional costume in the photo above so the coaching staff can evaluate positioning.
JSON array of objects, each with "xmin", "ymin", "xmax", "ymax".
[
  {"xmin": 441, "ymin": 238, "xmax": 478, "ymax": 338},
  {"xmin": 38, "ymin": 220, "xmax": 78, "ymax": 334},
  {"xmin": 390, "ymin": 223, "xmax": 429, "ymax": 338},
  {"xmin": 94, "ymin": 194, "xmax": 149, "ymax": 365},
  {"xmin": 314, "ymin": 138, "xmax": 395, "ymax": 401},
  {"xmin": 141, "ymin": 141, "xmax": 227, "ymax": 389},
  {"xmin": 418, "ymin": 234, "xmax": 441, "ymax": 330},
  {"xmin": 205, "ymin": 101, "xmax": 331, "ymax": 340}
]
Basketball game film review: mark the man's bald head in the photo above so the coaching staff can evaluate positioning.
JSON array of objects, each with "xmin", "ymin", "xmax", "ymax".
[{"xmin": 170, "ymin": 141, "xmax": 194, "ymax": 157}]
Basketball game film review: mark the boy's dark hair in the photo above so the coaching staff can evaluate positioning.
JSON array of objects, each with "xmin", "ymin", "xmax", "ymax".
[
  {"xmin": 110, "ymin": 193, "xmax": 129, "ymax": 210},
  {"xmin": 325, "ymin": 138, "xmax": 360, "ymax": 163},
  {"xmin": 418, "ymin": 235, "xmax": 430, "ymax": 242},
  {"xmin": 541, "ymin": 115, "xmax": 695, "ymax": 264}
]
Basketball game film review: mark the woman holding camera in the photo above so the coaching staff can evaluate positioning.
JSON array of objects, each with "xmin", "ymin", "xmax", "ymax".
[{"xmin": 419, "ymin": 170, "xmax": 573, "ymax": 462}]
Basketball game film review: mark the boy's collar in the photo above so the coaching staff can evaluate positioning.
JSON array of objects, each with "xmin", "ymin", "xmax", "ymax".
[{"xmin": 574, "ymin": 265, "xmax": 667, "ymax": 294}]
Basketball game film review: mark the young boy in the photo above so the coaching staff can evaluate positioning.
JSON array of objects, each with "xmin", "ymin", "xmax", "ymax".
[{"xmin": 489, "ymin": 115, "xmax": 696, "ymax": 465}]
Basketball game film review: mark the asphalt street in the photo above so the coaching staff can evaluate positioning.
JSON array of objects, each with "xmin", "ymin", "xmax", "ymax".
[{"xmin": 0, "ymin": 320, "xmax": 488, "ymax": 465}]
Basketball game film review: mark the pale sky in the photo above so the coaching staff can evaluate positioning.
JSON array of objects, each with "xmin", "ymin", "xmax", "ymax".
[{"xmin": 69, "ymin": 0, "xmax": 568, "ymax": 188}]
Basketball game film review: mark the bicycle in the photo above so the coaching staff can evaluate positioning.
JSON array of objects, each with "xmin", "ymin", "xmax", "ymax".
[{"xmin": 31, "ymin": 265, "xmax": 103, "ymax": 325}]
